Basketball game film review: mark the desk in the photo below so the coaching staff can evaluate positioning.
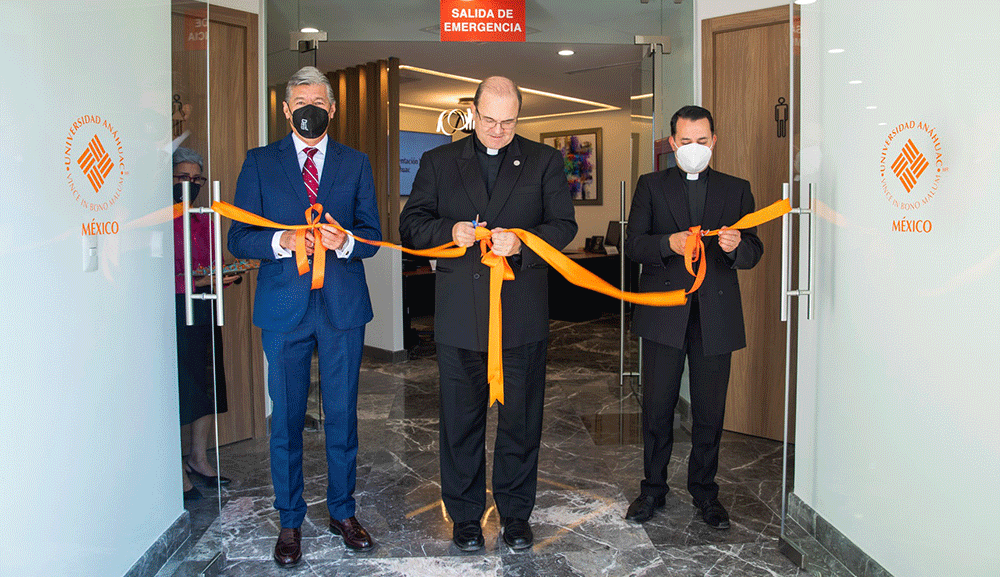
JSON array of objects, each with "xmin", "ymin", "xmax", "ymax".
[
  {"xmin": 548, "ymin": 252, "xmax": 639, "ymax": 322},
  {"xmin": 402, "ymin": 267, "xmax": 434, "ymax": 349}
]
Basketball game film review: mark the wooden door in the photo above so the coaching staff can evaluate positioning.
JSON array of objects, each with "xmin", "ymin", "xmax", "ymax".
[
  {"xmin": 703, "ymin": 6, "xmax": 792, "ymax": 442},
  {"xmin": 208, "ymin": 6, "xmax": 266, "ymax": 446}
]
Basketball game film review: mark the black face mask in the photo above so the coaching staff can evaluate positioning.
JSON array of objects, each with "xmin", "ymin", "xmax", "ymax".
[
  {"xmin": 291, "ymin": 104, "xmax": 329, "ymax": 139},
  {"xmin": 173, "ymin": 181, "xmax": 201, "ymax": 204}
]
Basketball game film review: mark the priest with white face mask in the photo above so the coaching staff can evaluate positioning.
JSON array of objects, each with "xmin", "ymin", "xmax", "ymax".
[{"xmin": 622, "ymin": 105, "xmax": 764, "ymax": 530}]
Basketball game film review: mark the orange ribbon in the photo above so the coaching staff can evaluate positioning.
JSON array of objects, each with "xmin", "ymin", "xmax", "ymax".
[
  {"xmin": 682, "ymin": 198, "xmax": 792, "ymax": 294},
  {"xmin": 211, "ymin": 199, "xmax": 790, "ymax": 407}
]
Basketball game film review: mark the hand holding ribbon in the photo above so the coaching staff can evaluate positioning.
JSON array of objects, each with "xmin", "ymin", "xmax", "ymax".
[
  {"xmin": 212, "ymin": 198, "xmax": 791, "ymax": 407},
  {"xmin": 682, "ymin": 198, "xmax": 791, "ymax": 294}
]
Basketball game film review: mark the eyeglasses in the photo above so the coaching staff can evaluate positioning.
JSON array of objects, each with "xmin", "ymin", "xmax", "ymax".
[
  {"xmin": 174, "ymin": 174, "xmax": 207, "ymax": 186},
  {"xmin": 476, "ymin": 112, "xmax": 517, "ymax": 131}
]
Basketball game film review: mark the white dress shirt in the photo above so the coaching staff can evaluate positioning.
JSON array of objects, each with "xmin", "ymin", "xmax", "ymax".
[{"xmin": 271, "ymin": 132, "xmax": 356, "ymax": 260}]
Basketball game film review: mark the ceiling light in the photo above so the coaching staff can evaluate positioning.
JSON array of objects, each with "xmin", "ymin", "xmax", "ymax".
[
  {"xmin": 828, "ymin": 48, "xmax": 845, "ymax": 54},
  {"xmin": 400, "ymin": 103, "xmax": 447, "ymax": 113},
  {"xmin": 878, "ymin": 122, "xmax": 887, "ymax": 126},
  {"xmin": 519, "ymin": 109, "xmax": 619, "ymax": 122},
  {"xmin": 300, "ymin": 27, "xmax": 319, "ymax": 33},
  {"xmin": 848, "ymin": 80, "xmax": 862, "ymax": 84},
  {"xmin": 399, "ymin": 64, "xmax": 619, "ymax": 111},
  {"xmin": 866, "ymin": 106, "xmax": 877, "ymax": 110},
  {"xmin": 558, "ymin": 49, "xmax": 574, "ymax": 56},
  {"xmin": 630, "ymin": 93, "xmax": 653, "ymax": 100},
  {"xmin": 794, "ymin": 0, "xmax": 817, "ymax": 5}
]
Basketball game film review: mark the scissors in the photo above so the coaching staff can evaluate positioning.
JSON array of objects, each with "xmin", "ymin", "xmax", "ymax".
[{"xmin": 471, "ymin": 213, "xmax": 480, "ymax": 228}]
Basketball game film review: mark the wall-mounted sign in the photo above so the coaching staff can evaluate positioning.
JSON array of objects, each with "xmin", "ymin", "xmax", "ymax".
[{"xmin": 440, "ymin": 0, "xmax": 526, "ymax": 42}]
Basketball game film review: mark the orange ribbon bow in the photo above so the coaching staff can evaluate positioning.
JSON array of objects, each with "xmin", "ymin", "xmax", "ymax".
[{"xmin": 682, "ymin": 198, "xmax": 792, "ymax": 294}]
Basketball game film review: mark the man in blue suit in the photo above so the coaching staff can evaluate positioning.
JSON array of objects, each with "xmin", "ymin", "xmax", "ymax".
[{"xmin": 228, "ymin": 66, "xmax": 381, "ymax": 566}]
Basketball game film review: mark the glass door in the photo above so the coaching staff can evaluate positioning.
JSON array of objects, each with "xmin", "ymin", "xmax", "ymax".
[{"xmin": 169, "ymin": 1, "xmax": 226, "ymax": 573}]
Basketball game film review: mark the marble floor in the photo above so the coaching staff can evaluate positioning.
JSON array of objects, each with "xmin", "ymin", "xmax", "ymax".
[{"xmin": 159, "ymin": 314, "xmax": 853, "ymax": 577}]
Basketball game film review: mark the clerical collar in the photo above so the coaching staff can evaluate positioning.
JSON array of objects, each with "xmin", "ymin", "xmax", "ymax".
[
  {"xmin": 682, "ymin": 169, "xmax": 704, "ymax": 181},
  {"xmin": 474, "ymin": 134, "xmax": 508, "ymax": 156}
]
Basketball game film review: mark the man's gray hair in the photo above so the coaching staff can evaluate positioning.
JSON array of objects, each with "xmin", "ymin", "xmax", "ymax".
[
  {"xmin": 285, "ymin": 66, "xmax": 336, "ymax": 104},
  {"xmin": 173, "ymin": 147, "xmax": 204, "ymax": 170}
]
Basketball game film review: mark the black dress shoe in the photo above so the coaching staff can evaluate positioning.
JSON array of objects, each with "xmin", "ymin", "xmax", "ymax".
[
  {"xmin": 452, "ymin": 520, "xmax": 484, "ymax": 552},
  {"xmin": 696, "ymin": 498, "xmax": 730, "ymax": 530},
  {"xmin": 273, "ymin": 527, "xmax": 302, "ymax": 567},
  {"xmin": 185, "ymin": 462, "xmax": 232, "ymax": 486},
  {"xmin": 329, "ymin": 516, "xmax": 375, "ymax": 551},
  {"xmin": 625, "ymin": 494, "xmax": 665, "ymax": 523},
  {"xmin": 502, "ymin": 518, "xmax": 533, "ymax": 550}
]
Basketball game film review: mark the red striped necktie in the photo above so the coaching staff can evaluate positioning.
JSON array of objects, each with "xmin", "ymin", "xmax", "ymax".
[{"xmin": 303, "ymin": 147, "xmax": 319, "ymax": 204}]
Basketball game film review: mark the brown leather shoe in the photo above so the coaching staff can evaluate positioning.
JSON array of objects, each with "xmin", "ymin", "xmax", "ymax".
[
  {"xmin": 273, "ymin": 527, "xmax": 302, "ymax": 567},
  {"xmin": 329, "ymin": 516, "xmax": 374, "ymax": 551}
]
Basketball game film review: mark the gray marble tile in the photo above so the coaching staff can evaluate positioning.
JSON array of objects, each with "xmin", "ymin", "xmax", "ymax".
[
  {"xmin": 655, "ymin": 541, "xmax": 807, "ymax": 576},
  {"xmin": 154, "ymin": 313, "xmax": 859, "ymax": 577},
  {"xmin": 220, "ymin": 557, "xmax": 501, "ymax": 577}
]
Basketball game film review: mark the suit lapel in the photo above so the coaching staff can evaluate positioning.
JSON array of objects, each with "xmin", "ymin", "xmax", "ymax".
[
  {"xmin": 483, "ymin": 136, "xmax": 525, "ymax": 222},
  {"xmin": 702, "ymin": 168, "xmax": 726, "ymax": 229},
  {"xmin": 278, "ymin": 134, "xmax": 311, "ymax": 210},
  {"xmin": 316, "ymin": 137, "xmax": 343, "ymax": 208},
  {"xmin": 661, "ymin": 168, "xmax": 691, "ymax": 231},
  {"xmin": 456, "ymin": 136, "xmax": 489, "ymax": 215}
]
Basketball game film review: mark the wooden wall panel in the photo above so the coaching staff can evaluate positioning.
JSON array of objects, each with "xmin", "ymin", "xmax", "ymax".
[{"xmin": 325, "ymin": 59, "xmax": 400, "ymax": 241}]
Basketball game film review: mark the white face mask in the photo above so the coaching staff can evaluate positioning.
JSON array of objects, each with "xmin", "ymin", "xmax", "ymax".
[{"xmin": 674, "ymin": 143, "xmax": 713, "ymax": 176}]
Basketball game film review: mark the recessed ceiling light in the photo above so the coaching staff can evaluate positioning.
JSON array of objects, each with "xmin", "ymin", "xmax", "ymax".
[
  {"xmin": 828, "ymin": 48, "xmax": 845, "ymax": 54},
  {"xmin": 558, "ymin": 49, "xmax": 575, "ymax": 56},
  {"xmin": 866, "ymin": 106, "xmax": 877, "ymax": 110},
  {"xmin": 848, "ymin": 80, "xmax": 862, "ymax": 84},
  {"xmin": 878, "ymin": 122, "xmax": 887, "ymax": 126},
  {"xmin": 794, "ymin": 0, "xmax": 817, "ymax": 5},
  {"xmin": 301, "ymin": 27, "xmax": 319, "ymax": 33}
]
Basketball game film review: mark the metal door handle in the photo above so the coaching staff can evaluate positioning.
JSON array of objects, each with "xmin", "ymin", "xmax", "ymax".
[
  {"xmin": 780, "ymin": 183, "xmax": 815, "ymax": 322},
  {"xmin": 182, "ymin": 181, "xmax": 226, "ymax": 327},
  {"xmin": 182, "ymin": 182, "xmax": 194, "ymax": 326},
  {"xmin": 780, "ymin": 183, "xmax": 790, "ymax": 322},
  {"xmin": 211, "ymin": 181, "xmax": 224, "ymax": 327}
]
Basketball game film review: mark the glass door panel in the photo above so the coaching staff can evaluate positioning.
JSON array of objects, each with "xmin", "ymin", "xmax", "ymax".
[{"xmin": 170, "ymin": 0, "xmax": 225, "ymax": 573}]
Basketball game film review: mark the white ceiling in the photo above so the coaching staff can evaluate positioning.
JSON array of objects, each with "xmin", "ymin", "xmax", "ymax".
[{"xmin": 265, "ymin": 0, "xmax": 679, "ymax": 117}]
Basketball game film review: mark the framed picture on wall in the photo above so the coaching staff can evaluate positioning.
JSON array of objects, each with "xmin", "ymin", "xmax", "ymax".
[{"xmin": 541, "ymin": 127, "xmax": 602, "ymax": 206}]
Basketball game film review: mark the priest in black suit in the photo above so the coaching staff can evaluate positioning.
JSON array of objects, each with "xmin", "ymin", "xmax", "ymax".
[
  {"xmin": 624, "ymin": 105, "xmax": 763, "ymax": 530},
  {"xmin": 400, "ymin": 76, "xmax": 576, "ymax": 551}
]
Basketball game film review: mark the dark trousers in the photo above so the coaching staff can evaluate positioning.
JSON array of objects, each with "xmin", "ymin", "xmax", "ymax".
[
  {"xmin": 436, "ymin": 340, "xmax": 547, "ymax": 523},
  {"xmin": 640, "ymin": 299, "xmax": 732, "ymax": 505},
  {"xmin": 261, "ymin": 290, "xmax": 364, "ymax": 528}
]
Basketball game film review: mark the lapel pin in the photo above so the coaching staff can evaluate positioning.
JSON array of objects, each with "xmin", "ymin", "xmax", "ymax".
[{"xmin": 514, "ymin": 160, "xmax": 521, "ymax": 166}]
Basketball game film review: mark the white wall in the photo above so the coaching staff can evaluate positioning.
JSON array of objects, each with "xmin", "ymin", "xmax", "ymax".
[
  {"xmin": 401, "ymin": 107, "xmax": 637, "ymax": 250},
  {"xmin": 363, "ymin": 249, "xmax": 404, "ymax": 354},
  {"xmin": 795, "ymin": 1, "xmax": 1000, "ymax": 575},
  {"xmin": 512, "ymin": 109, "xmax": 635, "ymax": 250},
  {"xmin": 0, "ymin": 1, "xmax": 183, "ymax": 576}
]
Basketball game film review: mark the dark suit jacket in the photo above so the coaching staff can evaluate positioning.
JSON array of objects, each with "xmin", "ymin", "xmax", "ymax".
[
  {"xmin": 399, "ymin": 134, "xmax": 577, "ymax": 351},
  {"xmin": 228, "ymin": 133, "xmax": 381, "ymax": 333},
  {"xmin": 625, "ymin": 167, "xmax": 762, "ymax": 356}
]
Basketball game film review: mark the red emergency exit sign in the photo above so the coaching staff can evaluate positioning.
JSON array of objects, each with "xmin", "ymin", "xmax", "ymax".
[{"xmin": 440, "ymin": 0, "xmax": 526, "ymax": 42}]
